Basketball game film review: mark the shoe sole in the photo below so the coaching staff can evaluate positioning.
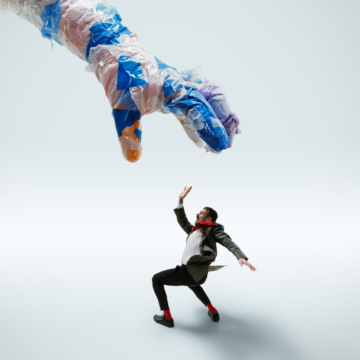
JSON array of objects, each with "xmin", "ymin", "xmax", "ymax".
[{"xmin": 154, "ymin": 319, "xmax": 174, "ymax": 328}]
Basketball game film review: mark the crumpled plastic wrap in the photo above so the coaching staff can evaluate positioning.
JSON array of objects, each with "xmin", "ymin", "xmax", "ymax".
[{"xmin": 0, "ymin": 0, "xmax": 241, "ymax": 162}]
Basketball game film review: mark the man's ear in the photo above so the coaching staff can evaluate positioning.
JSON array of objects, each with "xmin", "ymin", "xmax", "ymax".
[{"xmin": 205, "ymin": 217, "xmax": 213, "ymax": 222}]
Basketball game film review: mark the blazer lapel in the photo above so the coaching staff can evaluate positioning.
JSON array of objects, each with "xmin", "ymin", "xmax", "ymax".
[
  {"xmin": 200, "ymin": 231, "xmax": 214, "ymax": 253},
  {"xmin": 201, "ymin": 232, "xmax": 207, "ymax": 243}
]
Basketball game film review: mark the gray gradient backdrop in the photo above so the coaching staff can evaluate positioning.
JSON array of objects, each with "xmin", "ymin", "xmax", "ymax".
[{"xmin": 0, "ymin": 1, "xmax": 359, "ymax": 359}]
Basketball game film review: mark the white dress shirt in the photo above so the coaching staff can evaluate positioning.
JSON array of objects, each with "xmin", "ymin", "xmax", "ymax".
[{"xmin": 177, "ymin": 203, "xmax": 203, "ymax": 265}]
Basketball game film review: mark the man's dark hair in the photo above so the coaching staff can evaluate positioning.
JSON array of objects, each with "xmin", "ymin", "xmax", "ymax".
[{"xmin": 204, "ymin": 207, "xmax": 218, "ymax": 222}]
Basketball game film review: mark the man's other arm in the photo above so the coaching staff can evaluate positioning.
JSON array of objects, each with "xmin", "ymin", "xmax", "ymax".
[
  {"xmin": 212, "ymin": 227, "xmax": 248, "ymax": 260},
  {"xmin": 213, "ymin": 227, "xmax": 257, "ymax": 271}
]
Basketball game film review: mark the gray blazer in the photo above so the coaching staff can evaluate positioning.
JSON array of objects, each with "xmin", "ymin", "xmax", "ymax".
[{"xmin": 174, "ymin": 206, "xmax": 248, "ymax": 282}]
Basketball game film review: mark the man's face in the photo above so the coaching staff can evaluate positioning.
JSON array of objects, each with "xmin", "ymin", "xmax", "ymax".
[{"xmin": 195, "ymin": 208, "xmax": 211, "ymax": 225}]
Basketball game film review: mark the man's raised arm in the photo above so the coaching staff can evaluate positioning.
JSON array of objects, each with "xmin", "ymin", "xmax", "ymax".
[{"xmin": 174, "ymin": 186, "xmax": 193, "ymax": 235}]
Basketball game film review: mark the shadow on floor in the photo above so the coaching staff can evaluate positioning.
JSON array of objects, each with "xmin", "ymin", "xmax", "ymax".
[{"xmin": 174, "ymin": 310, "xmax": 304, "ymax": 360}]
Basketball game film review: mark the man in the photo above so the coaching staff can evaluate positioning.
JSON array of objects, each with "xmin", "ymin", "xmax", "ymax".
[{"xmin": 152, "ymin": 186, "xmax": 256, "ymax": 328}]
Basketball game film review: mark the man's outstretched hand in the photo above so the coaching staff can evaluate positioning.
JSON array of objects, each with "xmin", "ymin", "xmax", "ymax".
[
  {"xmin": 238, "ymin": 258, "xmax": 257, "ymax": 272},
  {"xmin": 179, "ymin": 186, "xmax": 192, "ymax": 204}
]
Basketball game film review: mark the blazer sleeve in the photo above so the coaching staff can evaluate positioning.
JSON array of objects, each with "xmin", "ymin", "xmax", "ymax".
[
  {"xmin": 212, "ymin": 227, "xmax": 248, "ymax": 260},
  {"xmin": 174, "ymin": 206, "xmax": 193, "ymax": 235}
]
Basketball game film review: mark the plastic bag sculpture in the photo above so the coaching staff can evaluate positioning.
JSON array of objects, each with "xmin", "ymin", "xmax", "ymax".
[{"xmin": 0, "ymin": 0, "xmax": 240, "ymax": 162}]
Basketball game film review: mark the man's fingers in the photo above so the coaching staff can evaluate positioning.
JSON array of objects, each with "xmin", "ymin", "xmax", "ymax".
[
  {"xmin": 240, "ymin": 260, "xmax": 257, "ymax": 272},
  {"xmin": 184, "ymin": 186, "xmax": 192, "ymax": 195},
  {"xmin": 246, "ymin": 263, "xmax": 255, "ymax": 271}
]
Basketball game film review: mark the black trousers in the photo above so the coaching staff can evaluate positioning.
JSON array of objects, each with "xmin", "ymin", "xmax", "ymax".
[{"xmin": 152, "ymin": 264, "xmax": 210, "ymax": 311}]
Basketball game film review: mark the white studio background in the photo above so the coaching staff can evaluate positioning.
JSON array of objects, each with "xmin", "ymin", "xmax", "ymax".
[{"xmin": 0, "ymin": 1, "xmax": 359, "ymax": 359}]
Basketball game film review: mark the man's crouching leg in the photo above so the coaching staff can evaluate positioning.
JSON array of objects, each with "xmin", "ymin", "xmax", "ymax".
[
  {"xmin": 152, "ymin": 271, "xmax": 175, "ymax": 328},
  {"xmin": 188, "ymin": 285, "xmax": 220, "ymax": 322}
]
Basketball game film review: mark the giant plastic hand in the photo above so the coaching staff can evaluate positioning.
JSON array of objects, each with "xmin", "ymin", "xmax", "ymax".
[{"xmin": 0, "ymin": 0, "xmax": 241, "ymax": 162}]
